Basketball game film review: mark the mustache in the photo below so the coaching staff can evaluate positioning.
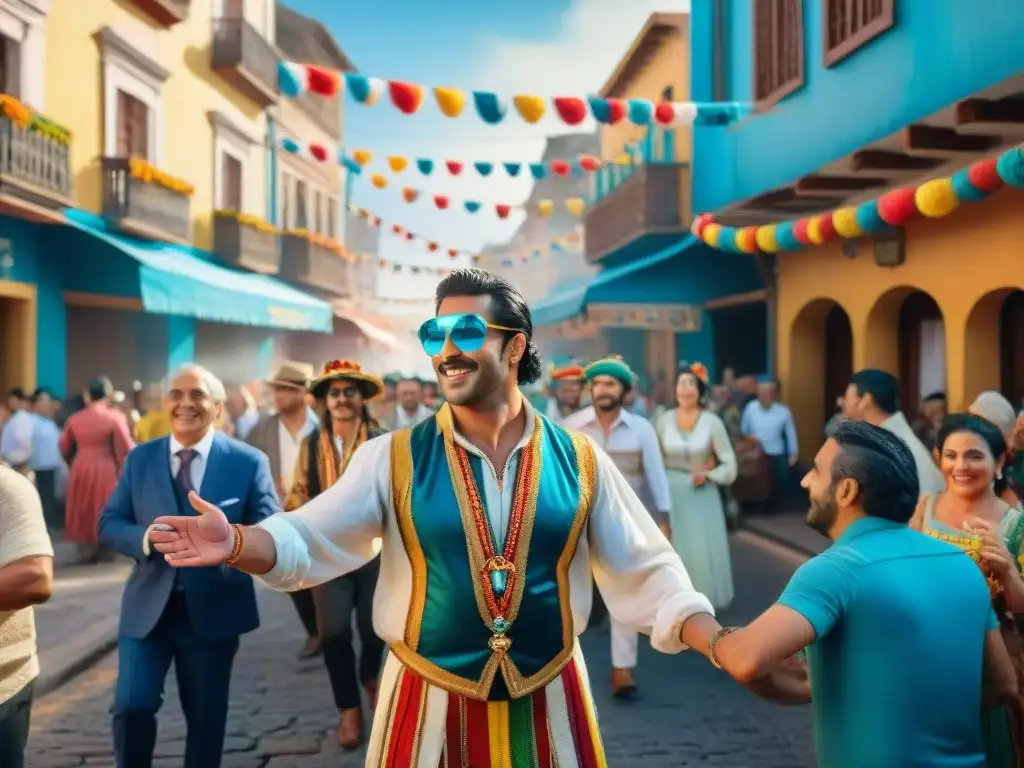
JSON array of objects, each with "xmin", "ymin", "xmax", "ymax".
[{"xmin": 438, "ymin": 357, "xmax": 478, "ymax": 373}]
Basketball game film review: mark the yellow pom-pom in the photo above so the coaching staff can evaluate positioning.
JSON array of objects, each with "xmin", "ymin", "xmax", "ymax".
[
  {"xmin": 703, "ymin": 223, "xmax": 722, "ymax": 247},
  {"xmin": 807, "ymin": 216, "xmax": 825, "ymax": 244},
  {"xmin": 832, "ymin": 207, "xmax": 862, "ymax": 238},
  {"xmin": 371, "ymin": 174, "xmax": 388, "ymax": 189},
  {"xmin": 755, "ymin": 226, "xmax": 780, "ymax": 253},
  {"xmin": 915, "ymin": 178, "xmax": 959, "ymax": 218}
]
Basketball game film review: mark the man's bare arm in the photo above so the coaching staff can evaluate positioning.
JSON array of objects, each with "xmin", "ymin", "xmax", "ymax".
[
  {"xmin": 713, "ymin": 605, "xmax": 816, "ymax": 683},
  {"xmin": 0, "ymin": 555, "xmax": 54, "ymax": 611},
  {"xmin": 982, "ymin": 628, "xmax": 1018, "ymax": 710},
  {"xmin": 228, "ymin": 526, "xmax": 280, "ymax": 576}
]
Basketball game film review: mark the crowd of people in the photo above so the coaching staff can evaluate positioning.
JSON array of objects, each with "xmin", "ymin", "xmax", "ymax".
[{"xmin": 1, "ymin": 267, "xmax": 1024, "ymax": 768}]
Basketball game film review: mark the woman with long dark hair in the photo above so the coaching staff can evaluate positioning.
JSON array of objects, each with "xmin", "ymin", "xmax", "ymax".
[{"xmin": 912, "ymin": 414, "xmax": 1024, "ymax": 768}]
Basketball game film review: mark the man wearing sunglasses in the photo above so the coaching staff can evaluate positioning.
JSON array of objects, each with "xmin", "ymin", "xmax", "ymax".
[
  {"xmin": 281, "ymin": 360, "xmax": 388, "ymax": 750},
  {"xmin": 148, "ymin": 269, "xmax": 722, "ymax": 766}
]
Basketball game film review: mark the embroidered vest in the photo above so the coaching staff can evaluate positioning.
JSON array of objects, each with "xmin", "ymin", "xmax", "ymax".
[{"xmin": 389, "ymin": 405, "xmax": 596, "ymax": 701}]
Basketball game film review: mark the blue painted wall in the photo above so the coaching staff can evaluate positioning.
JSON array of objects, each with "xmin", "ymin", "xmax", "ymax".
[
  {"xmin": 676, "ymin": 317, "xmax": 716, "ymax": 382},
  {"xmin": 691, "ymin": 0, "xmax": 1024, "ymax": 212}
]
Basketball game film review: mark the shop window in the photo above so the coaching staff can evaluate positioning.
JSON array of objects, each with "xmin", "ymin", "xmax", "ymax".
[
  {"xmin": 823, "ymin": 0, "xmax": 894, "ymax": 67},
  {"xmin": 220, "ymin": 151, "xmax": 243, "ymax": 210},
  {"xmin": 753, "ymin": 0, "xmax": 804, "ymax": 106},
  {"xmin": 0, "ymin": 33, "xmax": 19, "ymax": 98},
  {"xmin": 116, "ymin": 89, "xmax": 150, "ymax": 159}
]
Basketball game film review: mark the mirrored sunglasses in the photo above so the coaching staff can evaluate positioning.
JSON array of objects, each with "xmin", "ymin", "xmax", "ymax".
[{"xmin": 417, "ymin": 313, "xmax": 519, "ymax": 356}]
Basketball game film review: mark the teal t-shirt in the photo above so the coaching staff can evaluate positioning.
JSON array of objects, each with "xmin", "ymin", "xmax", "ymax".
[{"xmin": 778, "ymin": 517, "xmax": 995, "ymax": 768}]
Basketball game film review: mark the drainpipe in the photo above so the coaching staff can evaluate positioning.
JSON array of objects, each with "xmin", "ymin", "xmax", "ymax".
[{"xmin": 267, "ymin": 112, "xmax": 278, "ymax": 227}]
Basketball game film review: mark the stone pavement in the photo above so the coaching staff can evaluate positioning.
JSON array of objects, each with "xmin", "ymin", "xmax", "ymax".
[
  {"xmin": 28, "ymin": 535, "xmax": 817, "ymax": 767},
  {"xmin": 34, "ymin": 561, "xmax": 129, "ymax": 697},
  {"xmin": 743, "ymin": 512, "xmax": 830, "ymax": 556}
]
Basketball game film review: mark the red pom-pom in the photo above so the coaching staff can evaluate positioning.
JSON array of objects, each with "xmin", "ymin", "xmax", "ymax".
[
  {"xmin": 433, "ymin": 195, "xmax": 449, "ymax": 210},
  {"xmin": 495, "ymin": 204, "xmax": 511, "ymax": 219},
  {"xmin": 391, "ymin": 224, "xmax": 402, "ymax": 234},
  {"xmin": 967, "ymin": 159, "xmax": 1004, "ymax": 193},
  {"xmin": 387, "ymin": 81, "xmax": 423, "ymax": 115},
  {"xmin": 578, "ymin": 155, "xmax": 600, "ymax": 172},
  {"xmin": 427, "ymin": 242, "xmax": 438, "ymax": 252},
  {"xmin": 817, "ymin": 215, "xmax": 837, "ymax": 242},
  {"xmin": 654, "ymin": 102, "xmax": 675, "ymax": 125},
  {"xmin": 305, "ymin": 65, "xmax": 341, "ymax": 96},
  {"xmin": 550, "ymin": 160, "xmax": 571, "ymax": 176},
  {"xmin": 447, "ymin": 249, "xmax": 458, "ymax": 258},
  {"xmin": 308, "ymin": 144, "xmax": 328, "ymax": 162},
  {"xmin": 735, "ymin": 226, "xmax": 759, "ymax": 253},
  {"xmin": 605, "ymin": 98, "xmax": 627, "ymax": 124},
  {"xmin": 792, "ymin": 218, "xmax": 812, "ymax": 244},
  {"xmin": 877, "ymin": 187, "xmax": 918, "ymax": 225},
  {"xmin": 692, "ymin": 212, "xmax": 713, "ymax": 238},
  {"xmin": 553, "ymin": 97, "xmax": 588, "ymax": 126},
  {"xmin": 445, "ymin": 161, "xmax": 463, "ymax": 176},
  {"xmin": 405, "ymin": 232, "xmax": 415, "ymax": 241}
]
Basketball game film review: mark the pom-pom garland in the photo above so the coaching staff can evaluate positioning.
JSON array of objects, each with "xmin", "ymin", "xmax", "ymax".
[{"xmin": 693, "ymin": 144, "xmax": 1023, "ymax": 254}]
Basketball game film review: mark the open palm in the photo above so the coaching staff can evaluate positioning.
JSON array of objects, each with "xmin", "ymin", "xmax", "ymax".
[{"xmin": 150, "ymin": 491, "xmax": 234, "ymax": 567}]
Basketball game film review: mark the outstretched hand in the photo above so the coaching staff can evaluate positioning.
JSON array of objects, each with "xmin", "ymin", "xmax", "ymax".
[{"xmin": 150, "ymin": 491, "xmax": 235, "ymax": 567}]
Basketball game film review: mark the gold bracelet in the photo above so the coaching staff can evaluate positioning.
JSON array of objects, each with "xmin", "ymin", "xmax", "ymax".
[
  {"xmin": 225, "ymin": 524, "xmax": 244, "ymax": 566},
  {"xmin": 709, "ymin": 626, "xmax": 738, "ymax": 669}
]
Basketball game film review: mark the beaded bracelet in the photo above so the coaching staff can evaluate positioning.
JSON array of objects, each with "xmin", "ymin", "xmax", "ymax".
[{"xmin": 225, "ymin": 524, "xmax": 244, "ymax": 566}]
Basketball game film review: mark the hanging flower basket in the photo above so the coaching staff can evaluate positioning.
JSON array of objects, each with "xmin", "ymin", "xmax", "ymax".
[
  {"xmin": 128, "ymin": 157, "xmax": 195, "ymax": 196},
  {"xmin": 284, "ymin": 228, "xmax": 346, "ymax": 258},
  {"xmin": 214, "ymin": 209, "xmax": 277, "ymax": 234},
  {"xmin": 0, "ymin": 94, "xmax": 72, "ymax": 145}
]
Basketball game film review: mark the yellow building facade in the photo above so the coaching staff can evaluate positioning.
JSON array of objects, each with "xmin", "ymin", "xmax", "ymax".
[
  {"xmin": 779, "ymin": 189, "xmax": 1024, "ymax": 461},
  {"xmin": 45, "ymin": 0, "xmax": 278, "ymax": 250}
]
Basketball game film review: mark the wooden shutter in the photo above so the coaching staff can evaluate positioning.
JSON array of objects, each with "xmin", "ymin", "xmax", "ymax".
[
  {"xmin": 752, "ymin": 0, "xmax": 805, "ymax": 106},
  {"xmin": 295, "ymin": 180, "xmax": 308, "ymax": 228},
  {"xmin": 823, "ymin": 0, "xmax": 895, "ymax": 67},
  {"xmin": 221, "ymin": 152, "xmax": 243, "ymax": 210},
  {"xmin": 313, "ymin": 190, "xmax": 323, "ymax": 234},
  {"xmin": 326, "ymin": 197, "xmax": 337, "ymax": 239},
  {"xmin": 116, "ymin": 90, "xmax": 149, "ymax": 159}
]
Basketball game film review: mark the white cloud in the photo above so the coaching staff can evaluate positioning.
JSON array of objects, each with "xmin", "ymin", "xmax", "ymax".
[{"xmin": 363, "ymin": 0, "xmax": 690, "ymax": 302}]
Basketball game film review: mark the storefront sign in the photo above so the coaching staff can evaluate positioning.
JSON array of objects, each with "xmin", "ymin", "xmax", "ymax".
[
  {"xmin": 586, "ymin": 303, "xmax": 701, "ymax": 332},
  {"xmin": 268, "ymin": 305, "xmax": 313, "ymax": 329}
]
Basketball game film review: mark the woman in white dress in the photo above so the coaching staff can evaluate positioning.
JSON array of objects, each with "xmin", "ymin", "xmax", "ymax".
[{"xmin": 655, "ymin": 362, "xmax": 736, "ymax": 610}]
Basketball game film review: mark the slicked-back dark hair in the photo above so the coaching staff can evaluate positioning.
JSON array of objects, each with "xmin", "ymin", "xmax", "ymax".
[
  {"xmin": 434, "ymin": 268, "xmax": 543, "ymax": 385},
  {"xmin": 850, "ymin": 369, "xmax": 899, "ymax": 416},
  {"xmin": 87, "ymin": 377, "xmax": 113, "ymax": 403},
  {"xmin": 830, "ymin": 419, "xmax": 919, "ymax": 523}
]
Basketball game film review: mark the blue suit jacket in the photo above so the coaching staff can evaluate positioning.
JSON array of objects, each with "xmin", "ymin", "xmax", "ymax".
[{"xmin": 98, "ymin": 431, "xmax": 279, "ymax": 642}]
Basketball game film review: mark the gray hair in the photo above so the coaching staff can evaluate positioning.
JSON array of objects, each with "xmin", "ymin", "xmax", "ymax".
[
  {"xmin": 969, "ymin": 390, "xmax": 1017, "ymax": 441},
  {"xmin": 167, "ymin": 364, "xmax": 227, "ymax": 404}
]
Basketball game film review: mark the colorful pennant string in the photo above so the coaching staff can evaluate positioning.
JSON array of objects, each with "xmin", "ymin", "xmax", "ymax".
[
  {"xmin": 692, "ymin": 145, "xmax": 1024, "ymax": 254},
  {"xmin": 277, "ymin": 61, "xmax": 751, "ymax": 128},
  {"xmin": 345, "ymin": 204, "xmax": 584, "ymax": 266}
]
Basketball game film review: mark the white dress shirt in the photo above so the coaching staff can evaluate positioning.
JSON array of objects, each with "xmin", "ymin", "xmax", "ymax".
[
  {"xmin": 258, "ymin": 399, "xmax": 712, "ymax": 650},
  {"xmin": 0, "ymin": 410, "xmax": 35, "ymax": 467},
  {"xmin": 278, "ymin": 417, "xmax": 316, "ymax": 491},
  {"xmin": 562, "ymin": 405, "xmax": 672, "ymax": 513},
  {"xmin": 740, "ymin": 400, "xmax": 799, "ymax": 457},
  {"xmin": 394, "ymin": 404, "xmax": 434, "ymax": 430},
  {"xmin": 881, "ymin": 411, "xmax": 946, "ymax": 496},
  {"xmin": 143, "ymin": 428, "xmax": 216, "ymax": 556}
]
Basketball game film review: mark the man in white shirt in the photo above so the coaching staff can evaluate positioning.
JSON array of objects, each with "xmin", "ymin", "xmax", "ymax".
[
  {"xmin": 0, "ymin": 390, "xmax": 34, "ymax": 475},
  {"xmin": 148, "ymin": 269, "xmax": 720, "ymax": 766},
  {"xmin": 391, "ymin": 377, "xmax": 435, "ymax": 430},
  {"xmin": 564, "ymin": 356, "xmax": 673, "ymax": 699},
  {"xmin": 245, "ymin": 361, "xmax": 320, "ymax": 660},
  {"xmin": 741, "ymin": 377, "xmax": 800, "ymax": 511},
  {"xmin": 842, "ymin": 369, "xmax": 946, "ymax": 496},
  {"xmin": 0, "ymin": 466, "xmax": 54, "ymax": 768}
]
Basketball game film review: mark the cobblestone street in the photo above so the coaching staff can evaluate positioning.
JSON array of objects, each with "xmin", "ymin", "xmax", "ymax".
[{"xmin": 28, "ymin": 533, "xmax": 816, "ymax": 767}]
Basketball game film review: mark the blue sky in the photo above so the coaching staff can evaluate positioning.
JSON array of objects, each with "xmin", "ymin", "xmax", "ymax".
[{"xmin": 281, "ymin": 0, "xmax": 690, "ymax": 303}]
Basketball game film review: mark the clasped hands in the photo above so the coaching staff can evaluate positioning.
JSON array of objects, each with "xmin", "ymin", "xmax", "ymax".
[{"xmin": 147, "ymin": 491, "xmax": 236, "ymax": 567}]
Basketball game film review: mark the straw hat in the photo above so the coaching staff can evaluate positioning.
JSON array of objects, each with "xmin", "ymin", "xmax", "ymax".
[
  {"xmin": 310, "ymin": 359, "xmax": 384, "ymax": 399},
  {"xmin": 266, "ymin": 361, "xmax": 315, "ymax": 390}
]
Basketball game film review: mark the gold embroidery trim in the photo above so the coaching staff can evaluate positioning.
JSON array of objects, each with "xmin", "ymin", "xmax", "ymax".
[
  {"xmin": 377, "ymin": 667, "xmax": 404, "ymax": 768},
  {"xmin": 390, "ymin": 428, "xmax": 427, "ymax": 650}
]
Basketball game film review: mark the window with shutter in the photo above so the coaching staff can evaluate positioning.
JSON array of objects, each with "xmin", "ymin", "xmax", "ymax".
[
  {"xmin": 823, "ymin": 0, "xmax": 894, "ymax": 67},
  {"xmin": 313, "ymin": 191, "xmax": 323, "ymax": 234},
  {"xmin": 752, "ymin": 0, "xmax": 804, "ymax": 106},
  {"xmin": 116, "ymin": 89, "xmax": 150, "ymax": 159},
  {"xmin": 220, "ymin": 152, "xmax": 243, "ymax": 210},
  {"xmin": 0, "ymin": 34, "xmax": 20, "ymax": 98},
  {"xmin": 295, "ymin": 180, "xmax": 308, "ymax": 229}
]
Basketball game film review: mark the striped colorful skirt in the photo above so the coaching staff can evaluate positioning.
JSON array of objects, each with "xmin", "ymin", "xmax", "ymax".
[{"xmin": 365, "ymin": 646, "xmax": 607, "ymax": 767}]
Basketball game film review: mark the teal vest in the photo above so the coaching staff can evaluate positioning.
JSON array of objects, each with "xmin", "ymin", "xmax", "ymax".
[{"xmin": 389, "ymin": 404, "xmax": 595, "ymax": 701}]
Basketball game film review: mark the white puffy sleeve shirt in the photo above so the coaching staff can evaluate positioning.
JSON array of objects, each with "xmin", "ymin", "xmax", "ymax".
[{"xmin": 257, "ymin": 408, "xmax": 714, "ymax": 654}]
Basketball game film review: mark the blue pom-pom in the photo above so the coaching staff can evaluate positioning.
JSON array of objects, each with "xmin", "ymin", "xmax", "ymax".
[
  {"xmin": 996, "ymin": 147, "xmax": 1024, "ymax": 188},
  {"xmin": 950, "ymin": 169, "xmax": 988, "ymax": 202},
  {"xmin": 775, "ymin": 222, "xmax": 802, "ymax": 251},
  {"xmin": 855, "ymin": 201, "xmax": 887, "ymax": 234}
]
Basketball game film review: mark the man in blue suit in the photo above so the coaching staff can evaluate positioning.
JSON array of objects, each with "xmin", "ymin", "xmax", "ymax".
[{"xmin": 99, "ymin": 363, "xmax": 278, "ymax": 768}]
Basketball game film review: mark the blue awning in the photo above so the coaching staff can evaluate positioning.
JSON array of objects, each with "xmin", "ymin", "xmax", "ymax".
[
  {"xmin": 530, "ymin": 277, "xmax": 591, "ymax": 327},
  {"xmin": 588, "ymin": 235, "xmax": 697, "ymax": 292},
  {"xmin": 63, "ymin": 210, "xmax": 333, "ymax": 332}
]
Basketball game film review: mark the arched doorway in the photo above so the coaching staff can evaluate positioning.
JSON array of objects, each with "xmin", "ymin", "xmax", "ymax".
[
  {"xmin": 864, "ymin": 287, "xmax": 945, "ymax": 414},
  {"xmin": 788, "ymin": 298, "xmax": 853, "ymax": 457},
  {"xmin": 964, "ymin": 288, "xmax": 1024, "ymax": 408}
]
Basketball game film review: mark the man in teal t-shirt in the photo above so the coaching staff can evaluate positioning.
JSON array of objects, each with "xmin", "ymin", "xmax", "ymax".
[{"xmin": 709, "ymin": 421, "xmax": 1017, "ymax": 768}]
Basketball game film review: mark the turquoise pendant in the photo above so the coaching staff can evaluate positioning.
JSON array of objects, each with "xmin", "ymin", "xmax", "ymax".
[
  {"xmin": 489, "ymin": 569, "xmax": 509, "ymax": 597},
  {"xmin": 493, "ymin": 616, "xmax": 510, "ymax": 634}
]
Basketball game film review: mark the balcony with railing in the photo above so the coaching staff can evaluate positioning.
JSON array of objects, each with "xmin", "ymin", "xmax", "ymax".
[
  {"xmin": 584, "ymin": 127, "xmax": 691, "ymax": 263},
  {"xmin": 126, "ymin": 0, "xmax": 189, "ymax": 26},
  {"xmin": 101, "ymin": 157, "xmax": 192, "ymax": 244},
  {"xmin": 213, "ymin": 211, "xmax": 281, "ymax": 274},
  {"xmin": 0, "ymin": 100, "xmax": 73, "ymax": 223},
  {"xmin": 279, "ymin": 231, "xmax": 349, "ymax": 295},
  {"xmin": 211, "ymin": 16, "xmax": 279, "ymax": 107}
]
